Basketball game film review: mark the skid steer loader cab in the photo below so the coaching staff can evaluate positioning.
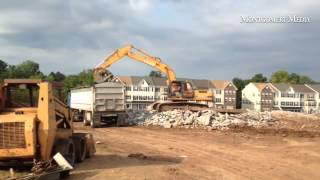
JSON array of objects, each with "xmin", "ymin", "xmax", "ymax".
[
  {"xmin": 0, "ymin": 79, "xmax": 74, "ymax": 163},
  {"xmin": 0, "ymin": 79, "xmax": 42, "ymax": 161}
]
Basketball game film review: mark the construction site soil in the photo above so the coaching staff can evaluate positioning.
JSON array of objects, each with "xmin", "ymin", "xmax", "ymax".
[{"xmin": 1, "ymin": 115, "xmax": 320, "ymax": 180}]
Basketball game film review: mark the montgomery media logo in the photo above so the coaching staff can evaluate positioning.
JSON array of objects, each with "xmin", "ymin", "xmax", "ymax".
[{"xmin": 240, "ymin": 15, "xmax": 311, "ymax": 23}]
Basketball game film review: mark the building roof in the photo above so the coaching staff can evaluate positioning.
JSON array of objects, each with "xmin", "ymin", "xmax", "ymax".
[
  {"xmin": 252, "ymin": 83, "xmax": 273, "ymax": 92},
  {"xmin": 210, "ymin": 80, "xmax": 237, "ymax": 90},
  {"xmin": 117, "ymin": 76, "xmax": 232, "ymax": 90},
  {"xmin": 306, "ymin": 84, "xmax": 320, "ymax": 93},
  {"xmin": 193, "ymin": 79, "xmax": 214, "ymax": 89},
  {"xmin": 117, "ymin": 76, "xmax": 167, "ymax": 86},
  {"xmin": 291, "ymin": 84, "xmax": 314, "ymax": 93},
  {"xmin": 117, "ymin": 76, "xmax": 132, "ymax": 85},
  {"xmin": 271, "ymin": 83, "xmax": 291, "ymax": 92},
  {"xmin": 177, "ymin": 78, "xmax": 214, "ymax": 89},
  {"xmin": 271, "ymin": 83, "xmax": 314, "ymax": 93},
  {"xmin": 151, "ymin": 77, "xmax": 167, "ymax": 86}
]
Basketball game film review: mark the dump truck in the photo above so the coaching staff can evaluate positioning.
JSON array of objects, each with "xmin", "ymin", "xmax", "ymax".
[
  {"xmin": 0, "ymin": 79, "xmax": 95, "ymax": 177},
  {"xmin": 69, "ymin": 81, "xmax": 127, "ymax": 128}
]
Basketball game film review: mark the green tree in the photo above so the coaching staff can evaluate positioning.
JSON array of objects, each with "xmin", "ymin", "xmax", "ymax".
[
  {"xmin": 0, "ymin": 60, "xmax": 7, "ymax": 71},
  {"xmin": 62, "ymin": 69, "xmax": 94, "ymax": 96},
  {"xmin": 149, "ymin": 71, "xmax": 162, "ymax": 77},
  {"xmin": 7, "ymin": 60, "xmax": 43, "ymax": 79},
  {"xmin": 250, "ymin": 73, "xmax": 267, "ymax": 83},
  {"xmin": 78, "ymin": 70, "xmax": 94, "ymax": 86},
  {"xmin": 232, "ymin": 78, "xmax": 250, "ymax": 109},
  {"xmin": 299, "ymin": 75, "xmax": 313, "ymax": 84},
  {"xmin": 46, "ymin": 71, "xmax": 66, "ymax": 82},
  {"xmin": 271, "ymin": 70, "xmax": 289, "ymax": 83},
  {"xmin": 288, "ymin": 73, "xmax": 300, "ymax": 84},
  {"xmin": 0, "ymin": 60, "xmax": 8, "ymax": 82}
]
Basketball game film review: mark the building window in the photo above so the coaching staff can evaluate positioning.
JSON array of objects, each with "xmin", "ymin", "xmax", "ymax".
[
  {"xmin": 164, "ymin": 88, "xmax": 168, "ymax": 92},
  {"xmin": 215, "ymin": 98, "xmax": 221, "ymax": 103},
  {"xmin": 216, "ymin": 90, "xmax": 221, "ymax": 94},
  {"xmin": 155, "ymin": 87, "xmax": 160, "ymax": 92},
  {"xmin": 125, "ymin": 95, "xmax": 131, "ymax": 100},
  {"xmin": 243, "ymin": 100, "xmax": 251, "ymax": 105},
  {"xmin": 126, "ymin": 86, "xmax": 132, "ymax": 91}
]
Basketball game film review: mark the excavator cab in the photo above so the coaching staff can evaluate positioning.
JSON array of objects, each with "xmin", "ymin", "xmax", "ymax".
[{"xmin": 169, "ymin": 81, "xmax": 194, "ymax": 100}]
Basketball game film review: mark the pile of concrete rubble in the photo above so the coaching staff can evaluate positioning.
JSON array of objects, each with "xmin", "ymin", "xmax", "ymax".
[{"xmin": 128, "ymin": 109, "xmax": 276, "ymax": 130}]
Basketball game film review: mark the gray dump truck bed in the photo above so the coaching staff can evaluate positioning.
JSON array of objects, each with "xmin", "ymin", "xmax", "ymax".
[{"xmin": 70, "ymin": 82, "xmax": 127, "ymax": 128}]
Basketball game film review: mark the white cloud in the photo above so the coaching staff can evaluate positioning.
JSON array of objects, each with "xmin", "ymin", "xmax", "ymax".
[{"xmin": 128, "ymin": 0, "xmax": 153, "ymax": 12}]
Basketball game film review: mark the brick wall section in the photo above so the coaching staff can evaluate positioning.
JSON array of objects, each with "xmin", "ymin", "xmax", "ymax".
[
  {"xmin": 224, "ymin": 85, "xmax": 237, "ymax": 109},
  {"xmin": 260, "ymin": 87, "xmax": 273, "ymax": 111}
]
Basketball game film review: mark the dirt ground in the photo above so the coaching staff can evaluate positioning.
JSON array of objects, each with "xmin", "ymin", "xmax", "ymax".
[
  {"xmin": 1, "ymin": 119, "xmax": 320, "ymax": 180},
  {"xmin": 69, "ymin": 123, "xmax": 320, "ymax": 180}
]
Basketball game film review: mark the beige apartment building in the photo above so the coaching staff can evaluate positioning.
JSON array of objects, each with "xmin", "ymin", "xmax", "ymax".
[
  {"xmin": 242, "ymin": 82, "xmax": 318, "ymax": 113},
  {"xmin": 242, "ymin": 83, "xmax": 273, "ymax": 112},
  {"xmin": 118, "ymin": 76, "xmax": 168, "ymax": 111},
  {"xmin": 117, "ymin": 76, "xmax": 238, "ymax": 111},
  {"xmin": 210, "ymin": 80, "xmax": 238, "ymax": 109},
  {"xmin": 305, "ymin": 84, "xmax": 320, "ymax": 112},
  {"xmin": 270, "ymin": 83, "xmax": 316, "ymax": 113}
]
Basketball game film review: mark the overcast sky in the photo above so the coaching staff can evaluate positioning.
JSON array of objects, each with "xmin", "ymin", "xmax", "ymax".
[{"xmin": 0, "ymin": 0, "xmax": 319, "ymax": 80}]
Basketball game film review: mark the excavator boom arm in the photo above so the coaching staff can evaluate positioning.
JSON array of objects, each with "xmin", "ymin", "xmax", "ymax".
[{"xmin": 94, "ymin": 45, "xmax": 176, "ymax": 84}]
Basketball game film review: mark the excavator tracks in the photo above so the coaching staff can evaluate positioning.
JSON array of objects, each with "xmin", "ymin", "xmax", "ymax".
[{"xmin": 150, "ymin": 101, "xmax": 209, "ymax": 112}]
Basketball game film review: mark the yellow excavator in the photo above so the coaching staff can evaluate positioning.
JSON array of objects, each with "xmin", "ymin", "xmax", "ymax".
[{"xmin": 93, "ymin": 44, "xmax": 213, "ymax": 111}]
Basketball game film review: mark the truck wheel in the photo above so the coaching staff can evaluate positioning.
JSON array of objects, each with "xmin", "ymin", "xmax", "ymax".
[
  {"xmin": 73, "ymin": 134, "xmax": 87, "ymax": 163},
  {"xmin": 90, "ymin": 113, "xmax": 101, "ymax": 128},
  {"xmin": 83, "ymin": 111, "xmax": 91, "ymax": 126},
  {"xmin": 90, "ymin": 120, "xmax": 100, "ymax": 128},
  {"xmin": 83, "ymin": 118, "xmax": 90, "ymax": 126}
]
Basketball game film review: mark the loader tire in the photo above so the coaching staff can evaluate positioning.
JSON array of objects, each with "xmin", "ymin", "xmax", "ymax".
[
  {"xmin": 54, "ymin": 139, "xmax": 76, "ymax": 166},
  {"xmin": 53, "ymin": 139, "xmax": 75, "ymax": 178},
  {"xmin": 73, "ymin": 134, "xmax": 87, "ymax": 163}
]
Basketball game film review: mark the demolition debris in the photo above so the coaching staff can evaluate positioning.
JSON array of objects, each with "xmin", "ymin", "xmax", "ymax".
[{"xmin": 128, "ymin": 110, "xmax": 275, "ymax": 130}]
